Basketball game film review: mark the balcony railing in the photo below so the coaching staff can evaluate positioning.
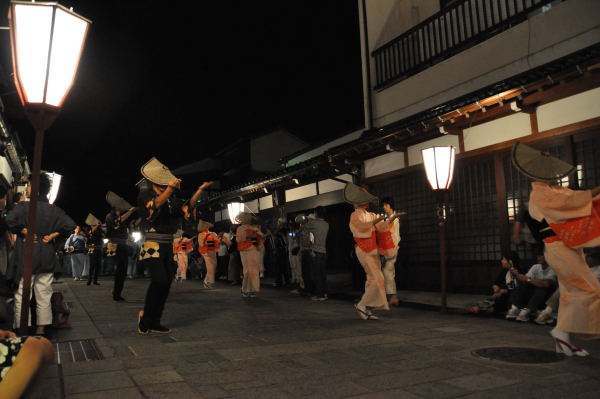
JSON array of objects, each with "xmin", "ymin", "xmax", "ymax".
[{"xmin": 372, "ymin": 0, "xmax": 563, "ymax": 90}]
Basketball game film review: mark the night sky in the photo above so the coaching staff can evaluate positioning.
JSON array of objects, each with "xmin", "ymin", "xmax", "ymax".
[{"xmin": 0, "ymin": 0, "xmax": 364, "ymax": 224}]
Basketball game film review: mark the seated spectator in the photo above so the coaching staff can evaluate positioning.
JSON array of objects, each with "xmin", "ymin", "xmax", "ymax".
[
  {"xmin": 0, "ymin": 330, "xmax": 53, "ymax": 399},
  {"xmin": 506, "ymin": 254, "xmax": 557, "ymax": 322},
  {"xmin": 468, "ymin": 252, "xmax": 520, "ymax": 314}
]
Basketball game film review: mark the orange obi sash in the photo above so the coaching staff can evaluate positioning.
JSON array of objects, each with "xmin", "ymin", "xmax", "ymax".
[
  {"xmin": 173, "ymin": 238, "xmax": 193, "ymax": 254},
  {"xmin": 354, "ymin": 231, "xmax": 377, "ymax": 253},
  {"xmin": 237, "ymin": 229, "xmax": 261, "ymax": 251},
  {"xmin": 198, "ymin": 233, "xmax": 219, "ymax": 255},
  {"xmin": 548, "ymin": 199, "xmax": 600, "ymax": 248}
]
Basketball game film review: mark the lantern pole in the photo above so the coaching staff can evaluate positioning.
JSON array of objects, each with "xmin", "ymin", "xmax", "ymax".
[
  {"xmin": 19, "ymin": 126, "xmax": 45, "ymax": 335},
  {"xmin": 437, "ymin": 190, "xmax": 448, "ymax": 313}
]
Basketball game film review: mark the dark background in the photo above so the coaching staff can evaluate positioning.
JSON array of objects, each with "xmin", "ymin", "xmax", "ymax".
[{"xmin": 0, "ymin": 0, "xmax": 364, "ymax": 223}]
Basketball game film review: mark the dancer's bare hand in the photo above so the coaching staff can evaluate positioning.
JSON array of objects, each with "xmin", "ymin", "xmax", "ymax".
[
  {"xmin": 168, "ymin": 178, "xmax": 182, "ymax": 189},
  {"xmin": 0, "ymin": 330, "xmax": 16, "ymax": 340}
]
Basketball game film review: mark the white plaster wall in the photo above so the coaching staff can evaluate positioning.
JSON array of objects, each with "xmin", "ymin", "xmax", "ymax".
[
  {"xmin": 463, "ymin": 112, "xmax": 532, "ymax": 152},
  {"xmin": 368, "ymin": 0, "xmax": 600, "ymax": 129},
  {"xmin": 259, "ymin": 195, "xmax": 273, "ymax": 210},
  {"xmin": 364, "ymin": 151, "xmax": 405, "ymax": 178},
  {"xmin": 286, "ymin": 184, "xmax": 317, "ymax": 203},
  {"xmin": 407, "ymin": 135, "xmax": 460, "ymax": 166},
  {"xmin": 215, "ymin": 210, "xmax": 222, "ymax": 222},
  {"xmin": 244, "ymin": 199, "xmax": 259, "ymax": 214},
  {"xmin": 318, "ymin": 174, "xmax": 354, "ymax": 194},
  {"xmin": 537, "ymin": 86, "xmax": 600, "ymax": 132}
]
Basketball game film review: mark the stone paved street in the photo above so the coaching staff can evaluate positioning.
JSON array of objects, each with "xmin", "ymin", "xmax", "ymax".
[{"xmin": 29, "ymin": 277, "xmax": 600, "ymax": 399}]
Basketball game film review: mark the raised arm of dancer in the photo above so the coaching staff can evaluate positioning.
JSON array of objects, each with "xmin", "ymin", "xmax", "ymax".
[
  {"xmin": 154, "ymin": 178, "xmax": 181, "ymax": 209},
  {"xmin": 120, "ymin": 207, "xmax": 137, "ymax": 223},
  {"xmin": 189, "ymin": 181, "xmax": 214, "ymax": 210}
]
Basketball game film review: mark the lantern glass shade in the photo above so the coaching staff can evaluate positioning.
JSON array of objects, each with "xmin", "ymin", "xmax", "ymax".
[
  {"xmin": 422, "ymin": 146, "xmax": 456, "ymax": 190},
  {"xmin": 46, "ymin": 171, "xmax": 61, "ymax": 204},
  {"xmin": 9, "ymin": 2, "xmax": 91, "ymax": 108},
  {"xmin": 227, "ymin": 202, "xmax": 244, "ymax": 224}
]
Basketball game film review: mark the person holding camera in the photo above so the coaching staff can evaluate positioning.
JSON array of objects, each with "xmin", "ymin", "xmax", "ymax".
[{"xmin": 505, "ymin": 254, "xmax": 557, "ymax": 321}]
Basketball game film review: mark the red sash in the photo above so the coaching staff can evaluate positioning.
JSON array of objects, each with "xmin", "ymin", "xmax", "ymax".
[
  {"xmin": 376, "ymin": 231, "xmax": 395, "ymax": 250},
  {"xmin": 354, "ymin": 231, "xmax": 377, "ymax": 253},
  {"xmin": 549, "ymin": 199, "xmax": 600, "ymax": 248}
]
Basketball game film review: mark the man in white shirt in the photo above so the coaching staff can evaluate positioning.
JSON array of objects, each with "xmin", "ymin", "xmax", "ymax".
[{"xmin": 505, "ymin": 254, "xmax": 557, "ymax": 322}]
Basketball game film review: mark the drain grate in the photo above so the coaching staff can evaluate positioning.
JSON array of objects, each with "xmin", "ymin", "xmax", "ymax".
[
  {"xmin": 55, "ymin": 339, "xmax": 103, "ymax": 364},
  {"xmin": 473, "ymin": 347, "xmax": 565, "ymax": 364}
]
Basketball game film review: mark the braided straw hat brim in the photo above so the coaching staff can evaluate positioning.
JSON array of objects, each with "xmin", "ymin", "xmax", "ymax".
[
  {"xmin": 197, "ymin": 220, "xmax": 214, "ymax": 231},
  {"xmin": 106, "ymin": 191, "xmax": 133, "ymax": 212},
  {"xmin": 85, "ymin": 213, "xmax": 101, "ymax": 226},
  {"xmin": 141, "ymin": 157, "xmax": 177, "ymax": 186},
  {"xmin": 235, "ymin": 212, "xmax": 254, "ymax": 224},
  {"xmin": 343, "ymin": 183, "xmax": 378, "ymax": 205},
  {"xmin": 511, "ymin": 142, "xmax": 576, "ymax": 181}
]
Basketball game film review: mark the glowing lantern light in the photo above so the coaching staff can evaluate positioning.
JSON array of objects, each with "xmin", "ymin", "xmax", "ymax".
[
  {"xmin": 422, "ymin": 146, "xmax": 456, "ymax": 190},
  {"xmin": 227, "ymin": 202, "xmax": 244, "ymax": 224}
]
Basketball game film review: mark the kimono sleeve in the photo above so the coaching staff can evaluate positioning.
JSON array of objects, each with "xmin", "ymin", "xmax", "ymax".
[
  {"xmin": 350, "ymin": 210, "xmax": 375, "ymax": 235},
  {"xmin": 530, "ymin": 182, "xmax": 592, "ymax": 223}
]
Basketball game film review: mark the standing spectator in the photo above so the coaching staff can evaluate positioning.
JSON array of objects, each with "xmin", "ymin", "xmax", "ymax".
[
  {"xmin": 217, "ymin": 231, "xmax": 230, "ymax": 280},
  {"xmin": 272, "ymin": 220, "xmax": 291, "ymax": 288},
  {"xmin": 65, "ymin": 226, "xmax": 87, "ymax": 281},
  {"xmin": 227, "ymin": 227, "xmax": 242, "ymax": 285},
  {"xmin": 512, "ymin": 205, "xmax": 545, "ymax": 264},
  {"xmin": 296, "ymin": 215, "xmax": 313, "ymax": 296},
  {"xmin": 105, "ymin": 206, "xmax": 136, "ymax": 301},
  {"xmin": 86, "ymin": 222, "xmax": 103, "ymax": 285},
  {"xmin": 505, "ymin": 254, "xmax": 557, "ymax": 321},
  {"xmin": 287, "ymin": 222, "xmax": 302, "ymax": 293},
  {"xmin": 306, "ymin": 208, "xmax": 329, "ymax": 301},
  {"xmin": 6, "ymin": 173, "xmax": 76, "ymax": 335}
]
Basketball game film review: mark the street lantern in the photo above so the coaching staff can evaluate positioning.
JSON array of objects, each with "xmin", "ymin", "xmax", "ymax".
[
  {"xmin": 9, "ymin": 1, "xmax": 91, "ymax": 335},
  {"xmin": 46, "ymin": 171, "xmax": 61, "ymax": 204},
  {"xmin": 422, "ymin": 146, "xmax": 456, "ymax": 313},
  {"xmin": 227, "ymin": 202, "xmax": 244, "ymax": 224},
  {"xmin": 422, "ymin": 146, "xmax": 455, "ymax": 190}
]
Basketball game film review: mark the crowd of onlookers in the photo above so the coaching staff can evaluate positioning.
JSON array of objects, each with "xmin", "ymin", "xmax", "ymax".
[{"xmin": 469, "ymin": 206, "xmax": 600, "ymax": 325}]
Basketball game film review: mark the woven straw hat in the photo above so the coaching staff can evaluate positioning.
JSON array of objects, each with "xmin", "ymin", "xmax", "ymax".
[
  {"xmin": 235, "ymin": 212, "xmax": 254, "ymax": 224},
  {"xmin": 343, "ymin": 183, "xmax": 378, "ymax": 205},
  {"xmin": 197, "ymin": 220, "xmax": 214, "ymax": 231},
  {"xmin": 141, "ymin": 157, "xmax": 177, "ymax": 186},
  {"xmin": 511, "ymin": 142, "xmax": 575, "ymax": 181},
  {"xmin": 106, "ymin": 191, "xmax": 133, "ymax": 211},
  {"xmin": 85, "ymin": 213, "xmax": 101, "ymax": 226}
]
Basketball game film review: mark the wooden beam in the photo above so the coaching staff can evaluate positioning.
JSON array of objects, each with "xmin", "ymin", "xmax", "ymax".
[
  {"xmin": 522, "ymin": 71, "xmax": 600, "ymax": 107},
  {"xmin": 458, "ymin": 130, "xmax": 465, "ymax": 153},
  {"xmin": 530, "ymin": 112, "xmax": 539, "ymax": 135}
]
